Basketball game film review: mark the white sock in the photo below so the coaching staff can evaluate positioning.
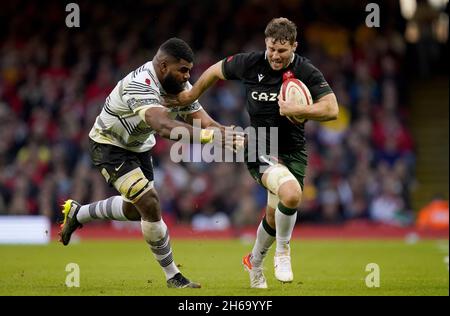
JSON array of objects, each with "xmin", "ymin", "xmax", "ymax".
[
  {"xmin": 275, "ymin": 206, "xmax": 297, "ymax": 255},
  {"xmin": 141, "ymin": 219, "xmax": 180, "ymax": 280},
  {"xmin": 251, "ymin": 218, "xmax": 275, "ymax": 267},
  {"xmin": 76, "ymin": 196, "xmax": 128, "ymax": 224}
]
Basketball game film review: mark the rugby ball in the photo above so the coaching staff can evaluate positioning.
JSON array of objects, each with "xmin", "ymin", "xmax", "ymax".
[{"xmin": 280, "ymin": 78, "xmax": 313, "ymax": 124}]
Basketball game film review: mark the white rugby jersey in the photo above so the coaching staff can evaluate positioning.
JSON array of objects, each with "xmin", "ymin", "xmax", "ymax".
[{"xmin": 89, "ymin": 60, "xmax": 202, "ymax": 152}]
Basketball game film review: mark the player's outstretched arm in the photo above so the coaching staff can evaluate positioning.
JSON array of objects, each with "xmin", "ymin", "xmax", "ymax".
[
  {"xmin": 183, "ymin": 109, "xmax": 245, "ymax": 152},
  {"xmin": 140, "ymin": 107, "xmax": 202, "ymax": 142},
  {"xmin": 182, "ymin": 108, "xmax": 221, "ymax": 129},
  {"xmin": 176, "ymin": 61, "xmax": 226, "ymax": 106},
  {"xmin": 278, "ymin": 92, "xmax": 339, "ymax": 122},
  {"xmin": 139, "ymin": 106, "xmax": 239, "ymax": 148}
]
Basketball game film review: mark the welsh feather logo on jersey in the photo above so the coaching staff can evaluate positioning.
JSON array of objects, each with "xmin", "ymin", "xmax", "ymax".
[{"xmin": 283, "ymin": 70, "xmax": 295, "ymax": 81}]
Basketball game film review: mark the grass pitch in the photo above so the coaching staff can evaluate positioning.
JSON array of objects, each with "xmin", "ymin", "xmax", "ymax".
[{"xmin": 0, "ymin": 239, "xmax": 448, "ymax": 296}]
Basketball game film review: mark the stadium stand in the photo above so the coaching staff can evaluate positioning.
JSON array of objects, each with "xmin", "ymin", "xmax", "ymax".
[{"xmin": 0, "ymin": 0, "xmax": 447, "ymax": 232}]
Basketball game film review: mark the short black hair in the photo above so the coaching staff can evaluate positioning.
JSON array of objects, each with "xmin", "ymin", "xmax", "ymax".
[{"xmin": 159, "ymin": 38, "xmax": 194, "ymax": 63}]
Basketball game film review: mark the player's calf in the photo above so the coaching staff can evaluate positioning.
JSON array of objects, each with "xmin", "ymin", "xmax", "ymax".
[
  {"xmin": 141, "ymin": 217, "xmax": 200, "ymax": 288},
  {"xmin": 75, "ymin": 196, "xmax": 130, "ymax": 224}
]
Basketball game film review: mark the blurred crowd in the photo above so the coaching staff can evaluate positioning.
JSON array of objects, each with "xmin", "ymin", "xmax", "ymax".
[{"xmin": 0, "ymin": 0, "xmax": 425, "ymax": 228}]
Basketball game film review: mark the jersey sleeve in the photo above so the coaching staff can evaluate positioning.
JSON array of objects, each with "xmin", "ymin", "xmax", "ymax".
[
  {"xmin": 221, "ymin": 53, "xmax": 252, "ymax": 80},
  {"xmin": 121, "ymin": 72, "xmax": 163, "ymax": 114},
  {"xmin": 300, "ymin": 61, "xmax": 334, "ymax": 101}
]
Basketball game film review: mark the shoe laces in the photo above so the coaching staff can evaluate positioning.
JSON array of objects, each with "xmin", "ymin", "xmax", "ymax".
[
  {"xmin": 172, "ymin": 274, "xmax": 190, "ymax": 286},
  {"xmin": 275, "ymin": 255, "xmax": 291, "ymax": 272},
  {"xmin": 250, "ymin": 266, "xmax": 266, "ymax": 286}
]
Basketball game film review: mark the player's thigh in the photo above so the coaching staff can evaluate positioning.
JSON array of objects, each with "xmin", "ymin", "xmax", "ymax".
[
  {"xmin": 245, "ymin": 152, "xmax": 298, "ymax": 190},
  {"xmin": 245, "ymin": 153, "xmax": 279, "ymax": 189},
  {"xmin": 263, "ymin": 158, "xmax": 306, "ymax": 191},
  {"xmin": 280, "ymin": 151, "xmax": 307, "ymax": 191},
  {"xmin": 246, "ymin": 151, "xmax": 306, "ymax": 209},
  {"xmin": 136, "ymin": 151, "xmax": 155, "ymax": 183},
  {"xmin": 89, "ymin": 139, "xmax": 153, "ymax": 203},
  {"xmin": 276, "ymin": 152, "xmax": 307, "ymax": 208}
]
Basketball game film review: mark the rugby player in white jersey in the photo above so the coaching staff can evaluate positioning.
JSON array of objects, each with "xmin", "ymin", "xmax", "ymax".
[{"xmin": 58, "ymin": 38, "xmax": 242, "ymax": 289}]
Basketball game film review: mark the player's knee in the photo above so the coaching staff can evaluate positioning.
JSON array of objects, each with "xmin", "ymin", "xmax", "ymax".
[
  {"xmin": 135, "ymin": 189, "xmax": 161, "ymax": 221},
  {"xmin": 122, "ymin": 202, "xmax": 141, "ymax": 221},
  {"xmin": 280, "ymin": 194, "xmax": 300, "ymax": 209},
  {"xmin": 141, "ymin": 189, "xmax": 160, "ymax": 207},
  {"xmin": 278, "ymin": 182, "xmax": 302, "ymax": 209},
  {"xmin": 264, "ymin": 164, "xmax": 300, "ymax": 207}
]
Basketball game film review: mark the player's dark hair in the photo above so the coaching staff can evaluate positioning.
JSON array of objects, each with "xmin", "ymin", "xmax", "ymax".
[
  {"xmin": 159, "ymin": 37, "xmax": 194, "ymax": 63},
  {"xmin": 264, "ymin": 17, "xmax": 297, "ymax": 45}
]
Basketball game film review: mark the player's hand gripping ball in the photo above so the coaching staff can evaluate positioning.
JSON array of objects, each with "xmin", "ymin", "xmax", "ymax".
[{"xmin": 279, "ymin": 78, "xmax": 313, "ymax": 124}]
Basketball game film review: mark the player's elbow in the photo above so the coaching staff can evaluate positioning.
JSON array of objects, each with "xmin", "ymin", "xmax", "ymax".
[
  {"xmin": 209, "ymin": 61, "xmax": 226, "ymax": 80},
  {"xmin": 154, "ymin": 120, "xmax": 173, "ymax": 138},
  {"xmin": 157, "ymin": 125, "xmax": 172, "ymax": 138},
  {"xmin": 328, "ymin": 103, "xmax": 339, "ymax": 120},
  {"xmin": 318, "ymin": 94, "xmax": 338, "ymax": 121},
  {"xmin": 325, "ymin": 97, "xmax": 339, "ymax": 121}
]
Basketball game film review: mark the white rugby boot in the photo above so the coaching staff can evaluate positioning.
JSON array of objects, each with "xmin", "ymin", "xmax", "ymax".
[
  {"xmin": 243, "ymin": 254, "xmax": 268, "ymax": 289},
  {"xmin": 274, "ymin": 253, "xmax": 293, "ymax": 283}
]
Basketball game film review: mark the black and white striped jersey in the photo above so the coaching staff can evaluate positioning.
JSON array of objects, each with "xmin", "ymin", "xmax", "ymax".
[{"xmin": 89, "ymin": 60, "xmax": 202, "ymax": 152}]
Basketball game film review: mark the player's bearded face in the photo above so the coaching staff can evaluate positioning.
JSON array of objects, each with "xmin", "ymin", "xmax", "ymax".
[
  {"xmin": 161, "ymin": 71, "xmax": 186, "ymax": 95},
  {"xmin": 265, "ymin": 38, "xmax": 297, "ymax": 71}
]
